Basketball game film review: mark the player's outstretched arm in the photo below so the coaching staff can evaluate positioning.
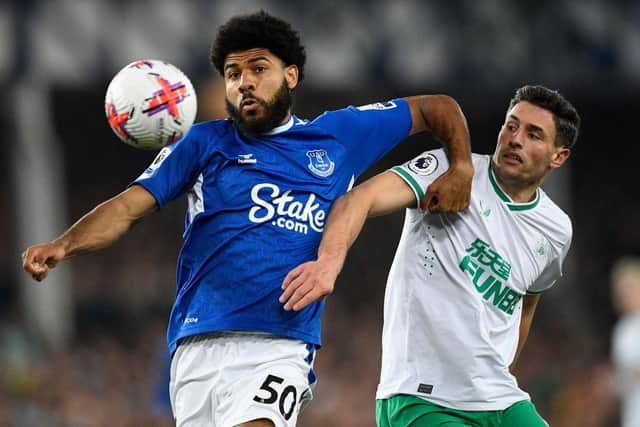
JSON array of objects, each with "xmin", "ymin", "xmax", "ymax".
[
  {"xmin": 405, "ymin": 95, "xmax": 473, "ymax": 213},
  {"xmin": 280, "ymin": 172, "xmax": 414, "ymax": 311},
  {"xmin": 22, "ymin": 184, "xmax": 157, "ymax": 282},
  {"xmin": 510, "ymin": 294, "xmax": 542, "ymax": 372}
]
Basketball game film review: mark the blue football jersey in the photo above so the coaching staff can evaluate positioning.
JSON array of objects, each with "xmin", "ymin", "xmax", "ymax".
[{"xmin": 134, "ymin": 99, "xmax": 412, "ymax": 355}]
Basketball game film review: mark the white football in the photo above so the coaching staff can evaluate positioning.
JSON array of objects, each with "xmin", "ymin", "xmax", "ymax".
[{"xmin": 105, "ymin": 60, "xmax": 197, "ymax": 150}]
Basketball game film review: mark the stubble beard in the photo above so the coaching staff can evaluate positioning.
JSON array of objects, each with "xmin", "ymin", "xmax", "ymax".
[{"xmin": 226, "ymin": 80, "xmax": 292, "ymax": 136}]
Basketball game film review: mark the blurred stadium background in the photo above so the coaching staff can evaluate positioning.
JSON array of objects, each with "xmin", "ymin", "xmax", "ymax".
[{"xmin": 1, "ymin": 0, "xmax": 639, "ymax": 425}]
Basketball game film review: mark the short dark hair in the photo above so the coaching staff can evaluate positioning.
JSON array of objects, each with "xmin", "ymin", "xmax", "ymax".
[
  {"xmin": 210, "ymin": 10, "xmax": 306, "ymax": 84},
  {"xmin": 508, "ymin": 85, "xmax": 581, "ymax": 149}
]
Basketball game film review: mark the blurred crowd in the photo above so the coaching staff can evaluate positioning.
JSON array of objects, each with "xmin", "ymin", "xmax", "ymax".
[{"xmin": 3, "ymin": 0, "xmax": 640, "ymax": 91}]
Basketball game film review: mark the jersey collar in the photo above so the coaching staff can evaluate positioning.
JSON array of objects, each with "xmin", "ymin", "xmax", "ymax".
[
  {"xmin": 264, "ymin": 115, "xmax": 295, "ymax": 135},
  {"xmin": 487, "ymin": 157, "xmax": 540, "ymax": 212}
]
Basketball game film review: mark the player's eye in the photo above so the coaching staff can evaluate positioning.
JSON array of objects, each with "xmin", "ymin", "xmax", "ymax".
[
  {"xmin": 529, "ymin": 132, "xmax": 541, "ymax": 140},
  {"xmin": 255, "ymin": 66, "xmax": 266, "ymax": 73},
  {"xmin": 506, "ymin": 123, "xmax": 517, "ymax": 132},
  {"xmin": 227, "ymin": 71, "xmax": 241, "ymax": 80}
]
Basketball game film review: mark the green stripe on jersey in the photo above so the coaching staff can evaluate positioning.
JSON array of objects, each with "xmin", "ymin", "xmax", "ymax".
[
  {"xmin": 508, "ymin": 196, "xmax": 540, "ymax": 211},
  {"xmin": 391, "ymin": 166, "xmax": 425, "ymax": 203},
  {"xmin": 488, "ymin": 158, "xmax": 512, "ymax": 202},
  {"xmin": 487, "ymin": 156, "xmax": 540, "ymax": 212}
]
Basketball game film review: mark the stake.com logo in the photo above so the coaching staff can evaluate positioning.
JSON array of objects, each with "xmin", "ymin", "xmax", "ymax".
[{"xmin": 248, "ymin": 183, "xmax": 326, "ymax": 235}]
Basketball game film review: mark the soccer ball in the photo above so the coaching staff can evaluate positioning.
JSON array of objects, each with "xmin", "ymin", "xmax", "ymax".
[{"xmin": 105, "ymin": 60, "xmax": 197, "ymax": 150}]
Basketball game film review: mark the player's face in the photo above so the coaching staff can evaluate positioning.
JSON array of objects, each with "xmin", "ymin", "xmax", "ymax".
[
  {"xmin": 613, "ymin": 276, "xmax": 640, "ymax": 315},
  {"xmin": 223, "ymin": 48, "xmax": 298, "ymax": 135},
  {"xmin": 492, "ymin": 101, "xmax": 570, "ymax": 190}
]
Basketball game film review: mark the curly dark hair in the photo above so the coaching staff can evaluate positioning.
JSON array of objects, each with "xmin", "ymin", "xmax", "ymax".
[
  {"xmin": 508, "ymin": 85, "xmax": 581, "ymax": 149},
  {"xmin": 211, "ymin": 10, "xmax": 306, "ymax": 84}
]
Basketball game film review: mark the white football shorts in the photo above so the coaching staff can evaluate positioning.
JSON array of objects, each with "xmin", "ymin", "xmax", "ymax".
[{"xmin": 169, "ymin": 332, "xmax": 316, "ymax": 427}]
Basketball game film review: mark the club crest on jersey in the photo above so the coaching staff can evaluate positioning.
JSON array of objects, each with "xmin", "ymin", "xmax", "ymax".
[
  {"xmin": 534, "ymin": 237, "xmax": 548, "ymax": 260},
  {"xmin": 306, "ymin": 149, "xmax": 335, "ymax": 177},
  {"xmin": 408, "ymin": 153, "xmax": 438, "ymax": 176}
]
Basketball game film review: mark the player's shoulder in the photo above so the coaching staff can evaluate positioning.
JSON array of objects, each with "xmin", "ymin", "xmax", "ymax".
[
  {"xmin": 405, "ymin": 149, "xmax": 486, "ymax": 164},
  {"xmin": 401, "ymin": 150, "xmax": 486, "ymax": 175},
  {"xmin": 472, "ymin": 153, "xmax": 491, "ymax": 168},
  {"xmin": 190, "ymin": 118, "xmax": 234, "ymax": 138},
  {"xmin": 471, "ymin": 153, "xmax": 491, "ymax": 176},
  {"xmin": 535, "ymin": 190, "xmax": 573, "ymax": 242},
  {"xmin": 175, "ymin": 119, "xmax": 236, "ymax": 152},
  {"xmin": 310, "ymin": 105, "xmax": 354, "ymax": 129},
  {"xmin": 391, "ymin": 149, "xmax": 484, "ymax": 182},
  {"xmin": 469, "ymin": 154, "xmax": 494, "ymax": 183},
  {"xmin": 537, "ymin": 189, "xmax": 571, "ymax": 226},
  {"xmin": 311, "ymin": 99, "xmax": 408, "ymax": 126}
]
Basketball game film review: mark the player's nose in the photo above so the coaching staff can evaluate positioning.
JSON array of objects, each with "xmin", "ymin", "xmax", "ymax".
[
  {"xmin": 508, "ymin": 132, "xmax": 523, "ymax": 148},
  {"xmin": 238, "ymin": 72, "xmax": 256, "ymax": 92}
]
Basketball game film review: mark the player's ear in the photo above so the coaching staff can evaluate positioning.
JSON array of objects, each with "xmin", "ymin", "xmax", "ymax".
[
  {"xmin": 284, "ymin": 65, "xmax": 298, "ymax": 90},
  {"xmin": 550, "ymin": 146, "xmax": 570, "ymax": 169}
]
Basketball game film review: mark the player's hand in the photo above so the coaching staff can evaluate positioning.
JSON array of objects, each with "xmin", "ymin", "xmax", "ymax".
[
  {"xmin": 22, "ymin": 242, "xmax": 66, "ymax": 282},
  {"xmin": 280, "ymin": 259, "xmax": 340, "ymax": 311},
  {"xmin": 421, "ymin": 162, "xmax": 473, "ymax": 213}
]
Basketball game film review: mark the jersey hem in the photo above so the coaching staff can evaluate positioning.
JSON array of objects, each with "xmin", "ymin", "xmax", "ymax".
[
  {"xmin": 375, "ymin": 390, "xmax": 531, "ymax": 411},
  {"xmin": 169, "ymin": 322, "xmax": 321, "ymax": 356}
]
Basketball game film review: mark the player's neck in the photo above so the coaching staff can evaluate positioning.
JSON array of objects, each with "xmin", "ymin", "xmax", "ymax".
[
  {"xmin": 280, "ymin": 111, "xmax": 292, "ymax": 124},
  {"xmin": 491, "ymin": 167, "xmax": 540, "ymax": 203}
]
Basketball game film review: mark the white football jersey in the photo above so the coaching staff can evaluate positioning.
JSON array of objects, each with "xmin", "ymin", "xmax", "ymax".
[
  {"xmin": 611, "ymin": 312, "xmax": 640, "ymax": 427},
  {"xmin": 376, "ymin": 149, "xmax": 572, "ymax": 410}
]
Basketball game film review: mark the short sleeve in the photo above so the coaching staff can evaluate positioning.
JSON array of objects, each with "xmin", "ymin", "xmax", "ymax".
[
  {"xmin": 132, "ymin": 125, "xmax": 207, "ymax": 208},
  {"xmin": 527, "ymin": 231, "xmax": 572, "ymax": 294},
  {"xmin": 389, "ymin": 148, "xmax": 450, "ymax": 208},
  {"xmin": 312, "ymin": 98, "xmax": 412, "ymax": 177}
]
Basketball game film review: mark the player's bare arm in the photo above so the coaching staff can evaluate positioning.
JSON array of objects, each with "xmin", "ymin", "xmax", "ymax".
[
  {"xmin": 22, "ymin": 184, "xmax": 157, "ymax": 282},
  {"xmin": 509, "ymin": 294, "xmax": 542, "ymax": 372},
  {"xmin": 280, "ymin": 172, "xmax": 414, "ymax": 311},
  {"xmin": 405, "ymin": 95, "xmax": 474, "ymax": 213}
]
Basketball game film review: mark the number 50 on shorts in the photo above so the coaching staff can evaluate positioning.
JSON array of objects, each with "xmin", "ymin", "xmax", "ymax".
[{"xmin": 253, "ymin": 374, "xmax": 299, "ymax": 421}]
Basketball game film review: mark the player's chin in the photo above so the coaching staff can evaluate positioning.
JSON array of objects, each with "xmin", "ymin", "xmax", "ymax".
[
  {"xmin": 494, "ymin": 164, "xmax": 523, "ymax": 183},
  {"xmin": 497, "ymin": 160, "xmax": 523, "ymax": 173},
  {"xmin": 240, "ymin": 107, "xmax": 264, "ymax": 121}
]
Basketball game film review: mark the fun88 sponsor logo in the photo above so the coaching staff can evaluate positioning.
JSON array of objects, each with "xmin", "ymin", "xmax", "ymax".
[{"xmin": 249, "ymin": 183, "xmax": 326, "ymax": 235}]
